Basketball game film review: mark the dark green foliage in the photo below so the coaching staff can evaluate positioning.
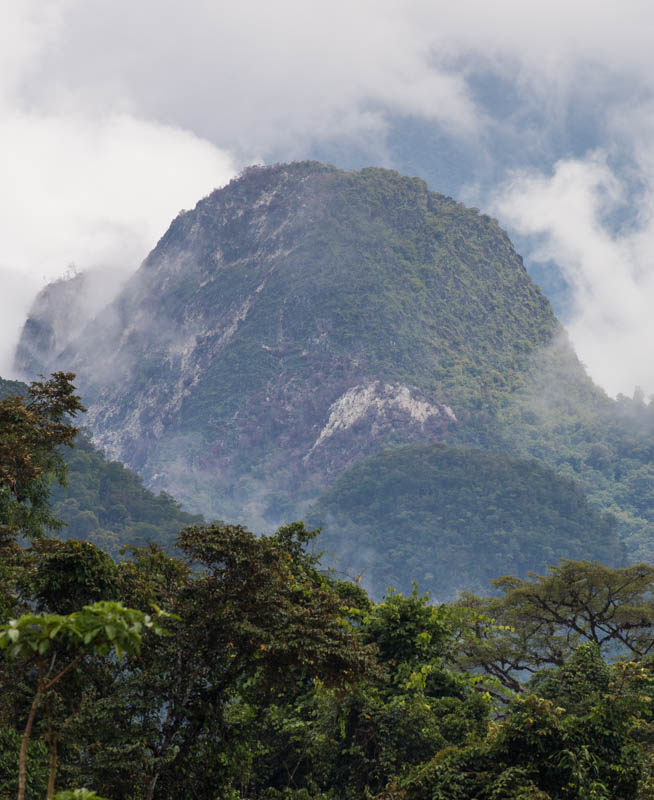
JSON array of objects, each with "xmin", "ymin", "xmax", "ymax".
[
  {"xmin": 236, "ymin": 587, "xmax": 489, "ymax": 800},
  {"xmin": 310, "ymin": 444, "xmax": 624, "ymax": 599},
  {"xmin": 76, "ymin": 523, "xmax": 380, "ymax": 799},
  {"xmin": 2, "ymin": 520, "xmax": 654, "ymax": 798},
  {"xmin": 401, "ymin": 685, "xmax": 647, "ymax": 800},
  {"xmin": 0, "ymin": 373, "xmax": 84, "ymax": 542},
  {"xmin": 450, "ymin": 339, "xmax": 654, "ymax": 564},
  {"xmin": 0, "ymin": 724, "xmax": 48, "ymax": 800},
  {"xmin": 48, "ymin": 434, "xmax": 204, "ymax": 556},
  {"xmin": 0, "ymin": 378, "xmax": 204, "ymax": 556},
  {"xmin": 530, "ymin": 643, "xmax": 611, "ymax": 713},
  {"xmin": 0, "ymin": 524, "xmax": 380, "ymax": 798},
  {"xmin": 27, "ymin": 538, "xmax": 120, "ymax": 614}
]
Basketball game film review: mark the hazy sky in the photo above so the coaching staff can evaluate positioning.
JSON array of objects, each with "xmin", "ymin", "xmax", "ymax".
[{"xmin": 3, "ymin": 0, "xmax": 654, "ymax": 396}]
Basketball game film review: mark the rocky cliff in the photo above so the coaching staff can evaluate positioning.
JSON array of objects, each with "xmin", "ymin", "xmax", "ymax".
[{"xmin": 15, "ymin": 162, "xmax": 567, "ymax": 522}]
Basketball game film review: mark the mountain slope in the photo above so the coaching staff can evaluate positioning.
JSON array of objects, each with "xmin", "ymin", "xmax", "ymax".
[
  {"xmin": 15, "ymin": 269, "xmax": 127, "ymax": 378},
  {"xmin": 309, "ymin": 444, "xmax": 624, "ymax": 599},
  {"xmin": 16, "ymin": 162, "xmax": 566, "ymax": 522},
  {"xmin": 0, "ymin": 377, "xmax": 203, "ymax": 553},
  {"xmin": 49, "ymin": 433, "xmax": 204, "ymax": 555}
]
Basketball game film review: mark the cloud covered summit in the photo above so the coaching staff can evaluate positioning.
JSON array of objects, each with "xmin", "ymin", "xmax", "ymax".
[{"xmin": 4, "ymin": 0, "xmax": 654, "ymax": 395}]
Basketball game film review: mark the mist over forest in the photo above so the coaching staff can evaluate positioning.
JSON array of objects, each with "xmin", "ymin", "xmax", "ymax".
[{"xmin": 4, "ymin": 3, "xmax": 654, "ymax": 798}]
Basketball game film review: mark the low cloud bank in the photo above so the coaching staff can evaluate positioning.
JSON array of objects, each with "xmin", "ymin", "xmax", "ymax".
[
  {"xmin": 0, "ymin": 109, "xmax": 235, "ymax": 376},
  {"xmin": 493, "ymin": 147, "xmax": 654, "ymax": 398}
]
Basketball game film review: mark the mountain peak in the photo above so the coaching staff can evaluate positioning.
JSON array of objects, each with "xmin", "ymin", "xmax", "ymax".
[{"xmin": 16, "ymin": 162, "xmax": 561, "ymax": 522}]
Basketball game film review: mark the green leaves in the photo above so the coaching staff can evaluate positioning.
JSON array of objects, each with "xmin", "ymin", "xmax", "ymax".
[
  {"xmin": 0, "ymin": 372, "xmax": 84, "ymax": 541},
  {"xmin": 0, "ymin": 601, "xmax": 171, "ymax": 664},
  {"xmin": 3, "ymin": 520, "xmax": 654, "ymax": 799},
  {"xmin": 0, "ymin": 598, "xmax": 172, "ymax": 800}
]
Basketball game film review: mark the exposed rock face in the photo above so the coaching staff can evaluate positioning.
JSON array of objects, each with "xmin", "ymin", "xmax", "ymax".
[
  {"xmin": 304, "ymin": 382, "xmax": 456, "ymax": 469},
  {"xmin": 15, "ymin": 162, "xmax": 560, "ymax": 522}
]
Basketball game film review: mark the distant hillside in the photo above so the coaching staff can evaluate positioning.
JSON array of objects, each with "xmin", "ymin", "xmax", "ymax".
[
  {"xmin": 309, "ymin": 444, "xmax": 625, "ymax": 599},
  {"xmin": 0, "ymin": 377, "xmax": 203, "ymax": 554},
  {"xmin": 0, "ymin": 376, "xmax": 29, "ymax": 399},
  {"xmin": 445, "ymin": 337, "xmax": 654, "ymax": 562},
  {"xmin": 16, "ymin": 162, "xmax": 564, "ymax": 523},
  {"xmin": 13, "ymin": 163, "xmax": 654, "ymax": 586},
  {"xmin": 49, "ymin": 433, "xmax": 204, "ymax": 556},
  {"xmin": 15, "ymin": 268, "xmax": 127, "ymax": 377}
]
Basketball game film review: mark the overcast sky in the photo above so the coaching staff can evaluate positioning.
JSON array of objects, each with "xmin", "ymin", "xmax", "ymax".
[{"xmin": 3, "ymin": 0, "xmax": 654, "ymax": 397}]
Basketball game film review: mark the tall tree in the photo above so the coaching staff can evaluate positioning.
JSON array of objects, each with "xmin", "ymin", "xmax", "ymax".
[
  {"xmin": 0, "ymin": 602, "xmax": 168, "ymax": 800},
  {"xmin": 0, "ymin": 373, "xmax": 84, "ymax": 542},
  {"xmin": 454, "ymin": 560, "xmax": 654, "ymax": 694},
  {"xmin": 88, "ymin": 522, "xmax": 381, "ymax": 799}
]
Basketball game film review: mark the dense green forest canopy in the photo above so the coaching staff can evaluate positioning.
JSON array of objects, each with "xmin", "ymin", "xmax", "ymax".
[
  {"xmin": 0, "ymin": 377, "xmax": 204, "ymax": 556},
  {"xmin": 3, "ymin": 529, "xmax": 654, "ymax": 798},
  {"xmin": 310, "ymin": 443, "xmax": 624, "ymax": 598},
  {"xmin": 2, "ymin": 374, "xmax": 654, "ymax": 798}
]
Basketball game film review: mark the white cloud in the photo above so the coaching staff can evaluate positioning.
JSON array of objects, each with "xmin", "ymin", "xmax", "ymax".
[
  {"xmin": 0, "ymin": 108, "xmax": 236, "ymax": 376},
  {"xmin": 0, "ymin": 2, "xmax": 237, "ymax": 377},
  {"xmin": 6, "ymin": 0, "xmax": 654, "ymax": 397},
  {"xmin": 493, "ymin": 151, "xmax": 654, "ymax": 397},
  {"xmin": 16, "ymin": 0, "xmax": 483, "ymax": 157},
  {"xmin": 19, "ymin": 0, "xmax": 654, "ymax": 158}
]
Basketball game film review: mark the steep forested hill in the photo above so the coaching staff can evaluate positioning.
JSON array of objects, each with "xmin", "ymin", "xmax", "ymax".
[
  {"xmin": 49, "ymin": 434, "xmax": 204, "ymax": 555},
  {"xmin": 310, "ymin": 444, "xmax": 624, "ymax": 599},
  {"xmin": 10, "ymin": 163, "xmax": 654, "ymax": 595},
  {"xmin": 0, "ymin": 377, "xmax": 203, "ymax": 554},
  {"xmin": 15, "ymin": 162, "xmax": 567, "ymax": 523}
]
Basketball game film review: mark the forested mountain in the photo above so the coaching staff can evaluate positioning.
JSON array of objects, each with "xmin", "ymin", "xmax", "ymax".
[
  {"xmin": 0, "ymin": 377, "xmax": 203, "ymax": 555},
  {"xmin": 12, "ymin": 162, "xmax": 654, "ymax": 598},
  {"xmin": 310, "ymin": 444, "xmax": 624, "ymax": 598},
  {"xmin": 15, "ymin": 163, "xmax": 561, "ymax": 525},
  {"xmin": 0, "ymin": 377, "xmax": 27, "ymax": 400}
]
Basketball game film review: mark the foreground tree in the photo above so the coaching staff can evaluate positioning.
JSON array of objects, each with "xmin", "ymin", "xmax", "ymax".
[
  {"xmin": 0, "ymin": 372, "xmax": 84, "ymax": 542},
  {"xmin": 401, "ymin": 645, "xmax": 650, "ymax": 800},
  {"xmin": 0, "ymin": 601, "xmax": 169, "ymax": 800},
  {"xmin": 243, "ymin": 588, "xmax": 490, "ymax": 799},
  {"xmin": 81, "ymin": 522, "xmax": 381, "ymax": 799},
  {"xmin": 454, "ymin": 560, "xmax": 654, "ymax": 693}
]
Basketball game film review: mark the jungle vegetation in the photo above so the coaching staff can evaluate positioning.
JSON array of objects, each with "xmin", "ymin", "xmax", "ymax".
[{"xmin": 2, "ymin": 375, "xmax": 654, "ymax": 799}]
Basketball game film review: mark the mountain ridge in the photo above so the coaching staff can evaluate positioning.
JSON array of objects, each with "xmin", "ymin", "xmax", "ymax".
[
  {"xmin": 12, "ymin": 162, "xmax": 654, "ymax": 597},
  {"xmin": 15, "ymin": 162, "xmax": 567, "ymax": 527}
]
